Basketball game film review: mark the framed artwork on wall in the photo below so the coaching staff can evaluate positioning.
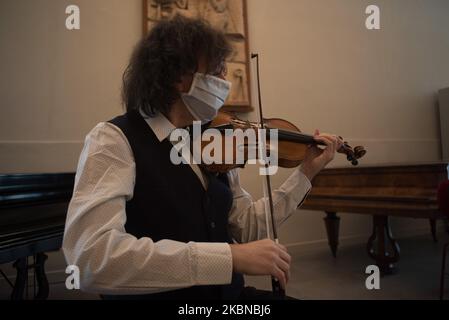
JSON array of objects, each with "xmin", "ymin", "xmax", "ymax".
[{"xmin": 143, "ymin": 0, "xmax": 253, "ymax": 113}]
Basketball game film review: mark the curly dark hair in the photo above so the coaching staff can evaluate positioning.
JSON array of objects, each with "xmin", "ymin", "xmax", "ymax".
[{"xmin": 122, "ymin": 15, "xmax": 233, "ymax": 117}]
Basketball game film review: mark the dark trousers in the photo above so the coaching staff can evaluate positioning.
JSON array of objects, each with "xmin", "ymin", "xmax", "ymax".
[
  {"xmin": 101, "ymin": 286, "xmax": 299, "ymax": 301},
  {"xmin": 238, "ymin": 287, "xmax": 299, "ymax": 300}
]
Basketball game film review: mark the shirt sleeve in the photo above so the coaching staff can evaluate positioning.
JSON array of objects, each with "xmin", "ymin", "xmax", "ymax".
[
  {"xmin": 62, "ymin": 122, "xmax": 233, "ymax": 295},
  {"xmin": 227, "ymin": 168, "xmax": 312, "ymax": 243}
]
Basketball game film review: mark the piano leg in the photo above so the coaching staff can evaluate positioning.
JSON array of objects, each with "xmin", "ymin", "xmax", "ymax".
[
  {"xmin": 11, "ymin": 258, "xmax": 27, "ymax": 300},
  {"xmin": 440, "ymin": 242, "xmax": 448, "ymax": 300},
  {"xmin": 367, "ymin": 215, "xmax": 400, "ymax": 274},
  {"xmin": 324, "ymin": 212, "xmax": 340, "ymax": 258},
  {"xmin": 430, "ymin": 219, "xmax": 438, "ymax": 243},
  {"xmin": 34, "ymin": 253, "xmax": 49, "ymax": 300},
  {"xmin": 10, "ymin": 253, "xmax": 50, "ymax": 300}
]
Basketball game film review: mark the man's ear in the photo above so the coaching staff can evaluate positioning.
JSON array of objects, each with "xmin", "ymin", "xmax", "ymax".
[{"xmin": 176, "ymin": 74, "xmax": 193, "ymax": 94}]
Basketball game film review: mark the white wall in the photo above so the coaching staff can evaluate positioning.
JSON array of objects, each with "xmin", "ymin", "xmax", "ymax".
[
  {"xmin": 243, "ymin": 0, "xmax": 449, "ymax": 244},
  {"xmin": 1, "ymin": 0, "xmax": 448, "ymax": 252},
  {"xmin": 0, "ymin": 0, "xmax": 142, "ymax": 173}
]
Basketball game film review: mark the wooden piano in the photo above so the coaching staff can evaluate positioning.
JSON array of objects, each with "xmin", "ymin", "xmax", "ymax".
[
  {"xmin": 302, "ymin": 163, "xmax": 449, "ymax": 273},
  {"xmin": 0, "ymin": 173, "xmax": 75, "ymax": 299}
]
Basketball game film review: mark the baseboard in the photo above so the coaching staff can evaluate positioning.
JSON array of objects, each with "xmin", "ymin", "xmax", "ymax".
[{"xmin": 285, "ymin": 224, "xmax": 446, "ymax": 257}]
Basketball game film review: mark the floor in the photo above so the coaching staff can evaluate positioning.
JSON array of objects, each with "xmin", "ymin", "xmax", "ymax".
[
  {"xmin": 1, "ymin": 232, "xmax": 448, "ymax": 300},
  {"xmin": 246, "ymin": 232, "xmax": 449, "ymax": 300}
]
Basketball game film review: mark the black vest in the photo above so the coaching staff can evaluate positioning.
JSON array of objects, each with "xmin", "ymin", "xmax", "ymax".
[{"xmin": 103, "ymin": 110, "xmax": 244, "ymax": 300}]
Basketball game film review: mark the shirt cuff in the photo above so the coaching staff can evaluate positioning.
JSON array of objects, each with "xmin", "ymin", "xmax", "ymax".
[
  {"xmin": 296, "ymin": 167, "xmax": 312, "ymax": 206},
  {"xmin": 192, "ymin": 242, "xmax": 233, "ymax": 286},
  {"xmin": 298, "ymin": 167, "xmax": 312, "ymax": 190}
]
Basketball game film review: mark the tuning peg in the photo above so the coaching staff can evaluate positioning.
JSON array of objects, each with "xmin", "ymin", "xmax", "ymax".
[{"xmin": 354, "ymin": 146, "xmax": 367, "ymax": 159}]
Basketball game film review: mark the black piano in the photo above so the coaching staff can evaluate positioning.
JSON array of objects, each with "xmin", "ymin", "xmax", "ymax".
[{"xmin": 0, "ymin": 173, "xmax": 75, "ymax": 300}]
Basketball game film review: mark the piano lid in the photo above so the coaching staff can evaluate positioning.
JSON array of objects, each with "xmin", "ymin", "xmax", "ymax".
[{"xmin": 302, "ymin": 163, "xmax": 448, "ymax": 218}]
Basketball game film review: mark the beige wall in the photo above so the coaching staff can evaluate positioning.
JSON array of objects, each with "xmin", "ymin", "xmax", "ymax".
[
  {"xmin": 1, "ymin": 0, "xmax": 448, "ymax": 248},
  {"xmin": 242, "ymin": 0, "xmax": 449, "ymax": 245},
  {"xmin": 0, "ymin": 0, "xmax": 142, "ymax": 173}
]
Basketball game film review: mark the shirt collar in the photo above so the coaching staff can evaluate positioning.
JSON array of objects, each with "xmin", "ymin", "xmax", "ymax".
[{"xmin": 139, "ymin": 108, "xmax": 176, "ymax": 142}]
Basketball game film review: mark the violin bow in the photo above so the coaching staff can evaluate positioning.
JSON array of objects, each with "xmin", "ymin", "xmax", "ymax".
[{"xmin": 251, "ymin": 53, "xmax": 286, "ymax": 298}]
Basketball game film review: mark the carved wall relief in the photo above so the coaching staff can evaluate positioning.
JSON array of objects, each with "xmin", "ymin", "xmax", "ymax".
[{"xmin": 144, "ymin": 0, "xmax": 252, "ymax": 112}]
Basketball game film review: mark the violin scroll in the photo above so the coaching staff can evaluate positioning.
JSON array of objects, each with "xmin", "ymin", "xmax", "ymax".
[{"xmin": 338, "ymin": 138, "xmax": 367, "ymax": 166}]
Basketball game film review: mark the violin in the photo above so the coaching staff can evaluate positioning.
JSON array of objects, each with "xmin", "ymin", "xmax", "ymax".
[
  {"xmin": 200, "ymin": 53, "xmax": 366, "ymax": 299},
  {"xmin": 199, "ymin": 111, "xmax": 366, "ymax": 174}
]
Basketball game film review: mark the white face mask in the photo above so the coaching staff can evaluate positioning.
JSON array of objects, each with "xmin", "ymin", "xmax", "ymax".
[{"xmin": 181, "ymin": 73, "xmax": 232, "ymax": 123}]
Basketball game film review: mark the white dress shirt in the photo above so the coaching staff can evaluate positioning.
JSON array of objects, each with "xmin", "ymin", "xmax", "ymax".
[{"xmin": 62, "ymin": 111, "xmax": 312, "ymax": 295}]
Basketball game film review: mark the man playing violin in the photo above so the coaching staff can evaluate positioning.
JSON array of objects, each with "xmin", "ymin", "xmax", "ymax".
[{"xmin": 62, "ymin": 15, "xmax": 342, "ymax": 300}]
